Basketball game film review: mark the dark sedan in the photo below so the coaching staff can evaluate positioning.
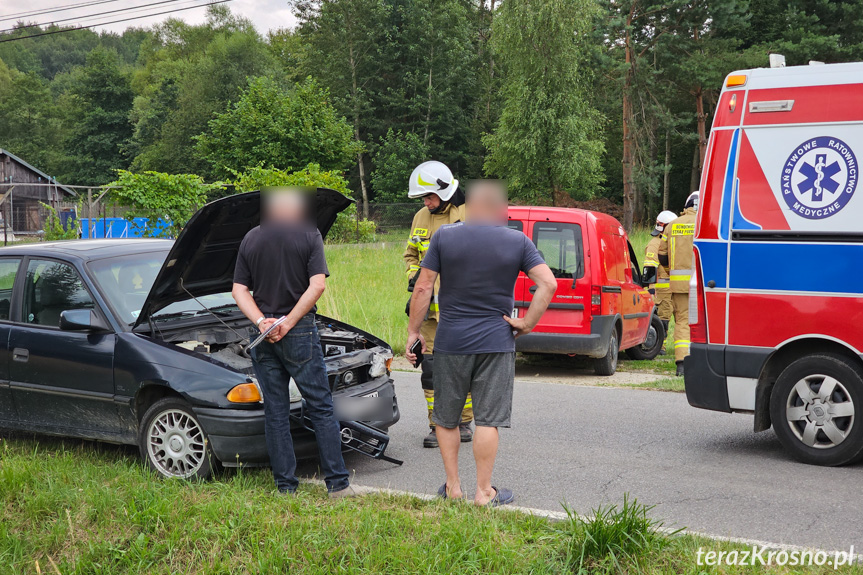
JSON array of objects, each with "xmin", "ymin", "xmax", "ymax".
[{"xmin": 0, "ymin": 190, "xmax": 400, "ymax": 479}]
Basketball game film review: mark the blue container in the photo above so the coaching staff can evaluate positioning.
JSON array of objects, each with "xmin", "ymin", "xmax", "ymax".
[{"xmin": 80, "ymin": 217, "xmax": 170, "ymax": 239}]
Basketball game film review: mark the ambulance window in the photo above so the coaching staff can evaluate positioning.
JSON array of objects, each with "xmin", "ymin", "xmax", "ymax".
[
  {"xmin": 533, "ymin": 223, "xmax": 584, "ymax": 279},
  {"xmin": 507, "ymin": 220, "xmax": 523, "ymax": 232}
]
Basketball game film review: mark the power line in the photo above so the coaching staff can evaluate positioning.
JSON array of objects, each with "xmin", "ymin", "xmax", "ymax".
[
  {"xmin": 0, "ymin": 0, "xmax": 233, "ymax": 43},
  {"xmin": 0, "ymin": 0, "xmax": 127, "ymax": 23},
  {"xmin": 1, "ymin": 0, "xmax": 204, "ymax": 34}
]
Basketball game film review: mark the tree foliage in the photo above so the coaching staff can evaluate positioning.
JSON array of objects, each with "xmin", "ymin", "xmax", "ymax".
[
  {"xmin": 232, "ymin": 164, "xmax": 375, "ymax": 242},
  {"xmin": 195, "ymin": 77, "xmax": 359, "ymax": 179},
  {"xmin": 484, "ymin": 0, "xmax": 605, "ymax": 203},
  {"xmin": 107, "ymin": 170, "xmax": 223, "ymax": 237},
  {"xmin": 370, "ymin": 129, "xmax": 429, "ymax": 203}
]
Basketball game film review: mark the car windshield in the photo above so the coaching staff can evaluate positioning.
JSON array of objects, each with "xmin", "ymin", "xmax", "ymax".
[{"xmin": 88, "ymin": 251, "xmax": 238, "ymax": 325}]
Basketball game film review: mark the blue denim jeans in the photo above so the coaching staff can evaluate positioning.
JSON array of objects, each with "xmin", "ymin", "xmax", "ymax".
[{"xmin": 251, "ymin": 313, "xmax": 350, "ymax": 493}]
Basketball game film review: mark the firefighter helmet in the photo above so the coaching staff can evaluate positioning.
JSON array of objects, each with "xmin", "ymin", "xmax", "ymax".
[
  {"xmin": 408, "ymin": 161, "xmax": 459, "ymax": 201},
  {"xmin": 685, "ymin": 190, "xmax": 699, "ymax": 211},
  {"xmin": 651, "ymin": 210, "xmax": 677, "ymax": 236}
]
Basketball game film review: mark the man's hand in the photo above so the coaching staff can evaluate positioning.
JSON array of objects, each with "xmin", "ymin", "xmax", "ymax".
[
  {"xmin": 267, "ymin": 319, "xmax": 294, "ymax": 343},
  {"xmin": 405, "ymin": 332, "xmax": 426, "ymax": 366},
  {"xmin": 503, "ymin": 315, "xmax": 533, "ymax": 338},
  {"xmin": 258, "ymin": 317, "xmax": 276, "ymax": 334}
]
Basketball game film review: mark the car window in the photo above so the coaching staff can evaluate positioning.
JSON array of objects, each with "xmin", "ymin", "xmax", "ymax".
[
  {"xmin": 533, "ymin": 222, "xmax": 584, "ymax": 279},
  {"xmin": 88, "ymin": 251, "xmax": 238, "ymax": 325},
  {"xmin": 507, "ymin": 220, "xmax": 524, "ymax": 232},
  {"xmin": 22, "ymin": 259, "xmax": 95, "ymax": 327},
  {"xmin": 0, "ymin": 258, "xmax": 21, "ymax": 321}
]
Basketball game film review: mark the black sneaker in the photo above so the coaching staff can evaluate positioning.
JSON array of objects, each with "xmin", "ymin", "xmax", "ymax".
[
  {"xmin": 459, "ymin": 423, "xmax": 473, "ymax": 443},
  {"xmin": 423, "ymin": 428, "xmax": 439, "ymax": 448},
  {"xmin": 676, "ymin": 361, "xmax": 684, "ymax": 377}
]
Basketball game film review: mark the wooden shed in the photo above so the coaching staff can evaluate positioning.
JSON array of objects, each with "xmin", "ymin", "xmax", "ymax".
[{"xmin": 0, "ymin": 149, "xmax": 77, "ymax": 235}]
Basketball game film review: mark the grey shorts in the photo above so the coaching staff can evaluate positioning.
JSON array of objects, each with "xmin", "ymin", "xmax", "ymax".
[{"xmin": 432, "ymin": 352, "xmax": 516, "ymax": 428}]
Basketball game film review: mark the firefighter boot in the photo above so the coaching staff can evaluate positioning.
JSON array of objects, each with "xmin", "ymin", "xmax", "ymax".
[
  {"xmin": 424, "ymin": 427, "xmax": 439, "ymax": 448},
  {"xmin": 676, "ymin": 361, "xmax": 684, "ymax": 377},
  {"xmin": 421, "ymin": 357, "xmax": 437, "ymax": 447},
  {"xmin": 459, "ymin": 423, "xmax": 473, "ymax": 442}
]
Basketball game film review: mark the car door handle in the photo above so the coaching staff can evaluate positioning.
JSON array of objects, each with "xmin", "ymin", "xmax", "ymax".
[
  {"xmin": 529, "ymin": 285, "xmax": 538, "ymax": 294},
  {"xmin": 12, "ymin": 348, "xmax": 28, "ymax": 362}
]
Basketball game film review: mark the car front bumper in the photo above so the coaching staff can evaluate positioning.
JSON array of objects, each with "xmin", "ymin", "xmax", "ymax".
[
  {"xmin": 516, "ymin": 315, "xmax": 616, "ymax": 358},
  {"xmin": 195, "ymin": 375, "xmax": 400, "ymax": 466}
]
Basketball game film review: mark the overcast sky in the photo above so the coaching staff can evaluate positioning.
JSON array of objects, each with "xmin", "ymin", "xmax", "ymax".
[{"xmin": 1, "ymin": 0, "xmax": 297, "ymax": 36}]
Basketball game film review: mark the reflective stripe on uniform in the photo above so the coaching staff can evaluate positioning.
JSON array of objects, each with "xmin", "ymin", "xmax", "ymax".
[
  {"xmin": 425, "ymin": 395, "xmax": 434, "ymax": 407},
  {"xmin": 654, "ymin": 282, "xmax": 670, "ymax": 289},
  {"xmin": 674, "ymin": 340, "xmax": 690, "ymax": 348},
  {"xmin": 463, "ymin": 396, "xmax": 473, "ymax": 409},
  {"xmin": 669, "ymin": 269, "xmax": 692, "ymax": 282}
]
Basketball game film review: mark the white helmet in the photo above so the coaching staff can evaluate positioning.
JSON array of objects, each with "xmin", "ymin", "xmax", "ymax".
[
  {"xmin": 652, "ymin": 210, "xmax": 677, "ymax": 236},
  {"xmin": 408, "ymin": 161, "xmax": 459, "ymax": 201},
  {"xmin": 685, "ymin": 190, "xmax": 699, "ymax": 211}
]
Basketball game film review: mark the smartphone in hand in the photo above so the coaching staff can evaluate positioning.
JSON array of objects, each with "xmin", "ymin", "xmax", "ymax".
[{"xmin": 409, "ymin": 339, "xmax": 424, "ymax": 367}]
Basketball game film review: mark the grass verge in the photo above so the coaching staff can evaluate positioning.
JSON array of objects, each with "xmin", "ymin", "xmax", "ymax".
[{"xmin": 1, "ymin": 435, "xmax": 860, "ymax": 574}]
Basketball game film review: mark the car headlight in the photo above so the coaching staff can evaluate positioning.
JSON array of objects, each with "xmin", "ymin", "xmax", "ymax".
[
  {"xmin": 369, "ymin": 351, "xmax": 393, "ymax": 379},
  {"xmin": 227, "ymin": 381, "xmax": 262, "ymax": 403},
  {"xmin": 289, "ymin": 379, "xmax": 302, "ymax": 403}
]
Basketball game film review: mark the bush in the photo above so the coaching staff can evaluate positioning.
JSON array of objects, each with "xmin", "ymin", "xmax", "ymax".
[
  {"xmin": 107, "ymin": 170, "xmax": 223, "ymax": 238},
  {"xmin": 232, "ymin": 164, "xmax": 376, "ymax": 243}
]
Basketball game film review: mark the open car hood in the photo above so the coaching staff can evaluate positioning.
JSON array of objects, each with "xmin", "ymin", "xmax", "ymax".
[{"xmin": 133, "ymin": 188, "xmax": 352, "ymax": 329}]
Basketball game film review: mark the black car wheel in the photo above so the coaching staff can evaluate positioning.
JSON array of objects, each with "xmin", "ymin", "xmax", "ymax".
[
  {"xmin": 770, "ymin": 354, "xmax": 863, "ymax": 466},
  {"xmin": 594, "ymin": 331, "xmax": 618, "ymax": 376},
  {"xmin": 139, "ymin": 398, "xmax": 214, "ymax": 480},
  {"xmin": 625, "ymin": 314, "xmax": 666, "ymax": 361}
]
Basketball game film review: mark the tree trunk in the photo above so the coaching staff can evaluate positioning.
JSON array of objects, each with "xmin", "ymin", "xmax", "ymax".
[
  {"xmin": 621, "ymin": 19, "xmax": 635, "ymax": 231},
  {"xmin": 689, "ymin": 142, "xmax": 700, "ymax": 194},
  {"xmin": 662, "ymin": 128, "xmax": 671, "ymax": 210},
  {"xmin": 424, "ymin": 45, "xmax": 434, "ymax": 145},
  {"xmin": 348, "ymin": 41, "xmax": 369, "ymax": 219},
  {"xmin": 695, "ymin": 85, "xmax": 707, "ymax": 176}
]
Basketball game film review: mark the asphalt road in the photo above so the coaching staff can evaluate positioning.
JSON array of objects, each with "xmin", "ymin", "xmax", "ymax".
[{"xmin": 330, "ymin": 370, "xmax": 863, "ymax": 551}]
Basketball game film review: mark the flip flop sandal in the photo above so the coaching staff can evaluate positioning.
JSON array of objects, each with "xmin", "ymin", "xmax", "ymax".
[
  {"xmin": 437, "ymin": 483, "xmax": 463, "ymax": 500},
  {"xmin": 487, "ymin": 486, "xmax": 514, "ymax": 507}
]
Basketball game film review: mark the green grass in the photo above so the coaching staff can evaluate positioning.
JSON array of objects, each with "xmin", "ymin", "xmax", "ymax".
[{"xmin": 2, "ymin": 435, "xmax": 859, "ymax": 575}]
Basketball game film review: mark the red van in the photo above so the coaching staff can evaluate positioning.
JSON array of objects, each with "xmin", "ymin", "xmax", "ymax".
[{"xmin": 508, "ymin": 206, "xmax": 664, "ymax": 375}]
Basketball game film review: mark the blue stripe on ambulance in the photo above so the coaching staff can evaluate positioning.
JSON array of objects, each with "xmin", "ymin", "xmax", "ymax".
[
  {"xmin": 718, "ymin": 129, "xmax": 741, "ymax": 241},
  {"xmin": 694, "ymin": 240, "xmax": 728, "ymax": 289},
  {"xmin": 728, "ymin": 242, "xmax": 863, "ymax": 294}
]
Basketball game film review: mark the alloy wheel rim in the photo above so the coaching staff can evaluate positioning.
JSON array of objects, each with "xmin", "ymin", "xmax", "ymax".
[
  {"xmin": 785, "ymin": 374, "xmax": 855, "ymax": 450},
  {"xmin": 147, "ymin": 409, "xmax": 206, "ymax": 477},
  {"xmin": 642, "ymin": 326, "xmax": 658, "ymax": 350}
]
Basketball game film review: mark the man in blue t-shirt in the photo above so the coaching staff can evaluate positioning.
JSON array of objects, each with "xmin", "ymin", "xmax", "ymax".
[{"xmin": 406, "ymin": 181, "xmax": 557, "ymax": 506}]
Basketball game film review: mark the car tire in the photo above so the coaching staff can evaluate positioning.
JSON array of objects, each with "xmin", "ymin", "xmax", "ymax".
[
  {"xmin": 138, "ymin": 398, "xmax": 215, "ymax": 480},
  {"xmin": 769, "ymin": 354, "xmax": 863, "ymax": 466},
  {"xmin": 594, "ymin": 331, "xmax": 618, "ymax": 376},
  {"xmin": 625, "ymin": 314, "xmax": 666, "ymax": 361}
]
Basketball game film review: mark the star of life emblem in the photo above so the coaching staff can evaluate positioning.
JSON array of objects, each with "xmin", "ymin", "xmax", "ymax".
[{"xmin": 781, "ymin": 136, "xmax": 858, "ymax": 219}]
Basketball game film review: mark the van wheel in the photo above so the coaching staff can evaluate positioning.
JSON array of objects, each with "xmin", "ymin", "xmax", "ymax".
[
  {"xmin": 769, "ymin": 354, "xmax": 863, "ymax": 466},
  {"xmin": 139, "ymin": 398, "xmax": 215, "ymax": 480},
  {"xmin": 625, "ymin": 315, "xmax": 665, "ymax": 361},
  {"xmin": 594, "ymin": 331, "xmax": 618, "ymax": 376}
]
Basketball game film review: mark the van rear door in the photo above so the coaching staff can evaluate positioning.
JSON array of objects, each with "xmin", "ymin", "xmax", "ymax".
[{"xmin": 522, "ymin": 218, "xmax": 590, "ymax": 335}]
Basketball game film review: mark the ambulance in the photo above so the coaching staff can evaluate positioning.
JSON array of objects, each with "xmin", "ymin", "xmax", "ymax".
[{"xmin": 685, "ymin": 61, "xmax": 863, "ymax": 466}]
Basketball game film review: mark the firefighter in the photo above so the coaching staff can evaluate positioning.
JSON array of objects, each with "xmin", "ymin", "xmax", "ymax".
[
  {"xmin": 659, "ymin": 191, "xmax": 698, "ymax": 376},
  {"xmin": 403, "ymin": 161, "xmax": 473, "ymax": 448},
  {"xmin": 643, "ymin": 210, "xmax": 676, "ymax": 354}
]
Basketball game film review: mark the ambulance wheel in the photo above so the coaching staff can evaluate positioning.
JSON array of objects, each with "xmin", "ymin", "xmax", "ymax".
[
  {"xmin": 625, "ymin": 315, "xmax": 665, "ymax": 361},
  {"xmin": 594, "ymin": 331, "xmax": 618, "ymax": 376},
  {"xmin": 770, "ymin": 354, "xmax": 863, "ymax": 466}
]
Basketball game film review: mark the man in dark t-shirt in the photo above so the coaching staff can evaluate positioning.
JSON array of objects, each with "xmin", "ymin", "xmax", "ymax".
[
  {"xmin": 406, "ymin": 181, "xmax": 557, "ymax": 506},
  {"xmin": 232, "ymin": 188, "xmax": 355, "ymax": 498}
]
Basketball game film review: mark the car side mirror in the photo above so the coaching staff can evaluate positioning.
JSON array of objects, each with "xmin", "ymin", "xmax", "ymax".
[
  {"xmin": 641, "ymin": 266, "xmax": 657, "ymax": 287},
  {"xmin": 59, "ymin": 309, "xmax": 109, "ymax": 332}
]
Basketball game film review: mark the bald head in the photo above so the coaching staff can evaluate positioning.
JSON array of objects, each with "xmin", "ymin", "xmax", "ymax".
[{"xmin": 466, "ymin": 180, "xmax": 508, "ymax": 224}]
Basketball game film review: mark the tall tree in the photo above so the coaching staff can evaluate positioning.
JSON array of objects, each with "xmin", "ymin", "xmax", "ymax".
[
  {"xmin": 293, "ymin": 0, "xmax": 392, "ymax": 217},
  {"xmin": 60, "ymin": 46, "xmax": 134, "ymax": 185},
  {"xmin": 195, "ymin": 77, "xmax": 359, "ymax": 178},
  {"xmin": 484, "ymin": 0, "xmax": 604, "ymax": 204}
]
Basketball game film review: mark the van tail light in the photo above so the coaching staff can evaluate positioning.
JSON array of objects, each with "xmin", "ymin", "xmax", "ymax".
[
  {"xmin": 591, "ymin": 285, "xmax": 602, "ymax": 316},
  {"xmin": 689, "ymin": 249, "xmax": 708, "ymax": 344}
]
